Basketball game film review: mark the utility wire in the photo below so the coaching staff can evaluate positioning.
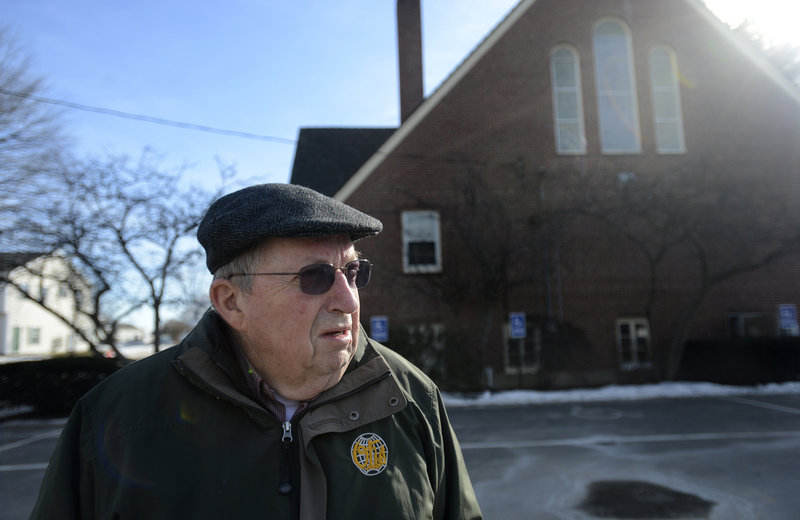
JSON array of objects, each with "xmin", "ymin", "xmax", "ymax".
[
  {"xmin": 0, "ymin": 87, "xmax": 297, "ymax": 144},
  {"xmin": 0, "ymin": 88, "xmax": 526, "ymax": 172}
]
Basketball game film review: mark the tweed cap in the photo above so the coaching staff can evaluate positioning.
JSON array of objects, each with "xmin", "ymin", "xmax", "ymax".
[{"xmin": 198, "ymin": 183, "xmax": 383, "ymax": 273}]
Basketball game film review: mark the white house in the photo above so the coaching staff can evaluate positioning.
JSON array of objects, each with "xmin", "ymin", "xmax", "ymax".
[{"xmin": 0, "ymin": 253, "xmax": 91, "ymax": 357}]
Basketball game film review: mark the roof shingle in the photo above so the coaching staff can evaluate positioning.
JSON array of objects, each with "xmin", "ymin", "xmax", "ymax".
[{"xmin": 290, "ymin": 127, "xmax": 396, "ymax": 196}]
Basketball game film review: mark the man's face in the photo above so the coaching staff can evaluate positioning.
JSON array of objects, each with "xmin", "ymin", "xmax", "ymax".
[{"xmin": 233, "ymin": 234, "xmax": 361, "ymax": 400}]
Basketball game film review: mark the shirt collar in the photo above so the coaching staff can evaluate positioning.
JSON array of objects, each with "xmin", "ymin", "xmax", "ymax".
[{"xmin": 231, "ymin": 340, "xmax": 293, "ymax": 421}]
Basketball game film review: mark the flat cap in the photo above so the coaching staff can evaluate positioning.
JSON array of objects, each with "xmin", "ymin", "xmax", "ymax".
[{"xmin": 198, "ymin": 183, "xmax": 382, "ymax": 273}]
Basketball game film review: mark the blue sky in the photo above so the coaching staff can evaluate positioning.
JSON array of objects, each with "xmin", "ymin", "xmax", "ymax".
[
  {"xmin": 2, "ymin": 0, "xmax": 795, "ymax": 192},
  {"xmin": 2, "ymin": 0, "xmax": 520, "ymax": 190}
]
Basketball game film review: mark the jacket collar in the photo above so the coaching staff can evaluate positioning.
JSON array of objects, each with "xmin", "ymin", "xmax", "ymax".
[{"xmin": 173, "ymin": 309, "xmax": 405, "ymax": 428}]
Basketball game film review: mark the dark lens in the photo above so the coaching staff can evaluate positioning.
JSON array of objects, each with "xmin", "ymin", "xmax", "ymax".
[
  {"xmin": 343, "ymin": 260, "xmax": 359, "ymax": 286},
  {"xmin": 297, "ymin": 264, "xmax": 335, "ymax": 295},
  {"xmin": 352, "ymin": 260, "xmax": 371, "ymax": 289}
]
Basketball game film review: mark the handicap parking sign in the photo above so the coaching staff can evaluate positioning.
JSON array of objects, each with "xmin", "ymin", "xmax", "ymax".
[
  {"xmin": 779, "ymin": 304, "xmax": 798, "ymax": 332},
  {"xmin": 509, "ymin": 312, "xmax": 527, "ymax": 339},
  {"xmin": 370, "ymin": 316, "xmax": 389, "ymax": 342}
]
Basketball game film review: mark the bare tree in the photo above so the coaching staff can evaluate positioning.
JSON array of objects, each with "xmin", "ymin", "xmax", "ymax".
[
  {"xmin": 390, "ymin": 160, "xmax": 547, "ymax": 388},
  {"xmin": 7, "ymin": 151, "xmax": 229, "ymax": 357},
  {"xmin": 0, "ymin": 27, "xmax": 231, "ymax": 357},
  {"xmin": 0, "ymin": 25, "xmax": 70, "ymax": 245},
  {"xmin": 91, "ymin": 152, "xmax": 224, "ymax": 352},
  {"xmin": 385, "ymin": 151, "xmax": 800, "ymax": 387},
  {"xmin": 564, "ymin": 162, "xmax": 800, "ymax": 379}
]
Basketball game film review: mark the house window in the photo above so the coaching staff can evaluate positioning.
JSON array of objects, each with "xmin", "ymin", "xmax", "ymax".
[
  {"xmin": 405, "ymin": 323, "xmax": 446, "ymax": 374},
  {"xmin": 649, "ymin": 46, "xmax": 686, "ymax": 153},
  {"xmin": 402, "ymin": 211, "xmax": 442, "ymax": 273},
  {"xmin": 28, "ymin": 327, "xmax": 41, "ymax": 345},
  {"xmin": 11, "ymin": 327, "xmax": 21, "ymax": 353},
  {"xmin": 550, "ymin": 45, "xmax": 586, "ymax": 154},
  {"xmin": 616, "ymin": 318, "xmax": 651, "ymax": 368},
  {"xmin": 593, "ymin": 19, "xmax": 641, "ymax": 154},
  {"xmin": 728, "ymin": 312, "xmax": 771, "ymax": 339}
]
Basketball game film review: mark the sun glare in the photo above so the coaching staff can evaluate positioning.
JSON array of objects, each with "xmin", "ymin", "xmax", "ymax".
[{"xmin": 704, "ymin": 0, "xmax": 800, "ymax": 46}]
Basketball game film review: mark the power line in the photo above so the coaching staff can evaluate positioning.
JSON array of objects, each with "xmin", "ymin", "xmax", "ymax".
[
  {"xmin": 0, "ymin": 87, "xmax": 297, "ymax": 144},
  {"xmin": 0, "ymin": 88, "xmax": 526, "ymax": 172}
]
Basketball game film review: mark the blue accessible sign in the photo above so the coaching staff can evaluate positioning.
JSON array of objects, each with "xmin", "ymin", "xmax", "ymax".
[
  {"xmin": 778, "ymin": 304, "xmax": 799, "ymax": 336},
  {"xmin": 509, "ymin": 312, "xmax": 527, "ymax": 339},
  {"xmin": 370, "ymin": 315, "xmax": 389, "ymax": 342}
]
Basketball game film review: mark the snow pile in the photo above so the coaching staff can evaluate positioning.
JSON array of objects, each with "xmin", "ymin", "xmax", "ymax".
[{"xmin": 443, "ymin": 381, "xmax": 800, "ymax": 407}]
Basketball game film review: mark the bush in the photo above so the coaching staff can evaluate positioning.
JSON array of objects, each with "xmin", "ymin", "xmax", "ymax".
[
  {"xmin": 677, "ymin": 338, "xmax": 800, "ymax": 385},
  {"xmin": 0, "ymin": 355, "xmax": 125, "ymax": 415}
]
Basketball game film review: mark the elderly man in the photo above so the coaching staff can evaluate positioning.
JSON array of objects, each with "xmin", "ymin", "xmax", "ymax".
[{"xmin": 31, "ymin": 184, "xmax": 482, "ymax": 520}]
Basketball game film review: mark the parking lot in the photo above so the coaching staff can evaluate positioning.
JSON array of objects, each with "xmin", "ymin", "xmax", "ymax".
[
  {"xmin": 449, "ymin": 393, "xmax": 800, "ymax": 519},
  {"xmin": 3, "ymin": 393, "xmax": 800, "ymax": 519},
  {"xmin": 0, "ymin": 416, "xmax": 63, "ymax": 520}
]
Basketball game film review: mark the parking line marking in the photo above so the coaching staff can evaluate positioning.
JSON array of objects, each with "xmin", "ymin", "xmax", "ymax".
[
  {"xmin": 722, "ymin": 396, "xmax": 800, "ymax": 416},
  {"xmin": 0, "ymin": 429, "xmax": 62, "ymax": 453},
  {"xmin": 459, "ymin": 430, "xmax": 800, "ymax": 450},
  {"xmin": 0, "ymin": 463, "xmax": 48, "ymax": 472}
]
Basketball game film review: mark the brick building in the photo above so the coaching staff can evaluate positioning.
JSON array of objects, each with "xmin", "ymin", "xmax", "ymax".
[{"xmin": 292, "ymin": 0, "xmax": 800, "ymax": 390}]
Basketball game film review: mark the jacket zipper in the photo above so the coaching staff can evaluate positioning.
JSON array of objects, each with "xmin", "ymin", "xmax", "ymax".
[
  {"xmin": 282, "ymin": 420, "xmax": 293, "ymax": 443},
  {"xmin": 179, "ymin": 349, "xmax": 396, "ymax": 506},
  {"xmin": 274, "ymin": 371, "xmax": 393, "ymax": 498},
  {"xmin": 277, "ymin": 420, "xmax": 294, "ymax": 496}
]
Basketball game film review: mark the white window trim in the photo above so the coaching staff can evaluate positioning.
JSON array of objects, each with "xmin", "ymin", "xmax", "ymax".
[
  {"xmin": 550, "ymin": 44, "xmax": 587, "ymax": 155},
  {"xmin": 649, "ymin": 45, "xmax": 686, "ymax": 154},
  {"xmin": 28, "ymin": 327, "xmax": 41, "ymax": 345},
  {"xmin": 592, "ymin": 18, "xmax": 642, "ymax": 154},
  {"xmin": 401, "ymin": 210, "xmax": 442, "ymax": 274},
  {"xmin": 616, "ymin": 317, "xmax": 652, "ymax": 370}
]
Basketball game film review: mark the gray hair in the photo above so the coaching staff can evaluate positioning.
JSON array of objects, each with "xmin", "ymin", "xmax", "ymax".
[{"xmin": 212, "ymin": 241, "xmax": 269, "ymax": 294}]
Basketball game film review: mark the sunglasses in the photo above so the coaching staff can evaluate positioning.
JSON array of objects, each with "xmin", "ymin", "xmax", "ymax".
[{"xmin": 227, "ymin": 259, "xmax": 372, "ymax": 295}]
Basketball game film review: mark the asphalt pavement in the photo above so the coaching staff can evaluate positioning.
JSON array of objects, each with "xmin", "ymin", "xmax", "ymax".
[
  {"xmin": 448, "ymin": 393, "xmax": 800, "ymax": 519},
  {"xmin": 2, "ymin": 394, "xmax": 800, "ymax": 519}
]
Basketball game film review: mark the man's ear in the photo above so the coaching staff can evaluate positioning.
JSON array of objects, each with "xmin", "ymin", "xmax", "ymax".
[{"xmin": 209, "ymin": 278, "xmax": 247, "ymax": 331}]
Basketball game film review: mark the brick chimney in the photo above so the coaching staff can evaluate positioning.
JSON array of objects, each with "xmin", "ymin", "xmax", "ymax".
[{"xmin": 397, "ymin": 0, "xmax": 424, "ymax": 123}]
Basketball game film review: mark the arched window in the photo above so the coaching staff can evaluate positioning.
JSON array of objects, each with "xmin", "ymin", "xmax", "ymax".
[
  {"xmin": 649, "ymin": 46, "xmax": 686, "ymax": 153},
  {"xmin": 593, "ymin": 19, "xmax": 641, "ymax": 153},
  {"xmin": 550, "ymin": 45, "xmax": 586, "ymax": 154}
]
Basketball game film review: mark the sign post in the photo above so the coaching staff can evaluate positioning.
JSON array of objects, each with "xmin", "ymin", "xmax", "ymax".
[{"xmin": 509, "ymin": 312, "xmax": 527, "ymax": 388}]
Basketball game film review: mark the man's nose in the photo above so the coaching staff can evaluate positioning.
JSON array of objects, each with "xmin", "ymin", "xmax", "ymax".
[{"xmin": 326, "ymin": 269, "xmax": 359, "ymax": 314}]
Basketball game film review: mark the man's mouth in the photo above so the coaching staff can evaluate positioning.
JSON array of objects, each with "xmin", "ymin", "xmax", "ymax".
[{"xmin": 323, "ymin": 328, "xmax": 351, "ymax": 338}]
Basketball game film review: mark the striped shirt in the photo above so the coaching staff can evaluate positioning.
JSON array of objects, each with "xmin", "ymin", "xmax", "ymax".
[{"xmin": 232, "ymin": 343, "xmax": 307, "ymax": 422}]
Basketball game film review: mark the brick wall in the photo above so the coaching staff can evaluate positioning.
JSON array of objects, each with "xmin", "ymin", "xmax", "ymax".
[{"xmin": 347, "ymin": 0, "xmax": 800, "ymax": 389}]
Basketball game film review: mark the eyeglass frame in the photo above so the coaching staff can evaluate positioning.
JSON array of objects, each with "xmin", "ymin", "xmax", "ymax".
[{"xmin": 225, "ymin": 258, "xmax": 372, "ymax": 295}]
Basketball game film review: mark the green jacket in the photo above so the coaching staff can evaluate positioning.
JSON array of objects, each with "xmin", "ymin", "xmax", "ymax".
[{"xmin": 30, "ymin": 311, "xmax": 482, "ymax": 520}]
